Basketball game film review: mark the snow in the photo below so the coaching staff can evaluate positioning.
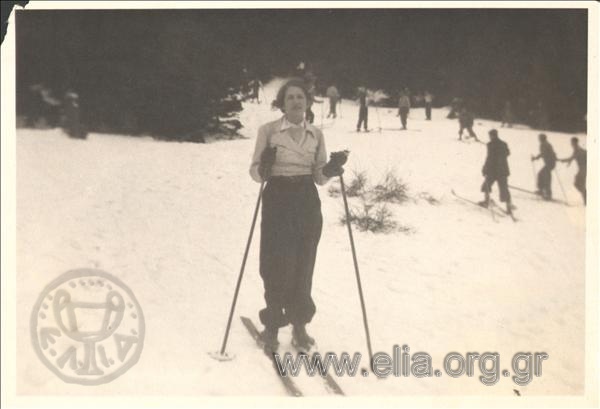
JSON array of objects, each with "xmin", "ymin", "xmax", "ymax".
[{"xmin": 16, "ymin": 78, "xmax": 586, "ymax": 397}]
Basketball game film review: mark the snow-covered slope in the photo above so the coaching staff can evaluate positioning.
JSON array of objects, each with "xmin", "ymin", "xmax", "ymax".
[{"xmin": 16, "ymin": 79, "xmax": 586, "ymax": 396}]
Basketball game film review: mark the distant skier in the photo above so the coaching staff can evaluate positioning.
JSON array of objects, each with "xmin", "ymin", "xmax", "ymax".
[
  {"xmin": 501, "ymin": 100, "xmax": 513, "ymax": 128},
  {"xmin": 304, "ymin": 70, "xmax": 317, "ymax": 87},
  {"xmin": 28, "ymin": 84, "xmax": 61, "ymax": 128},
  {"xmin": 249, "ymin": 77, "xmax": 263, "ymax": 103},
  {"xmin": 241, "ymin": 67, "xmax": 250, "ymax": 95},
  {"xmin": 458, "ymin": 107, "xmax": 479, "ymax": 141},
  {"xmin": 447, "ymin": 97, "xmax": 463, "ymax": 119},
  {"xmin": 531, "ymin": 133, "xmax": 557, "ymax": 200},
  {"xmin": 559, "ymin": 137, "xmax": 587, "ymax": 205},
  {"xmin": 62, "ymin": 91, "xmax": 87, "ymax": 139},
  {"xmin": 398, "ymin": 89, "xmax": 411, "ymax": 130},
  {"xmin": 326, "ymin": 84, "xmax": 340, "ymax": 118},
  {"xmin": 356, "ymin": 86, "xmax": 369, "ymax": 132},
  {"xmin": 295, "ymin": 61, "xmax": 306, "ymax": 77},
  {"xmin": 305, "ymin": 83, "xmax": 322, "ymax": 124},
  {"xmin": 424, "ymin": 91, "xmax": 433, "ymax": 120},
  {"xmin": 480, "ymin": 129, "xmax": 512, "ymax": 214}
]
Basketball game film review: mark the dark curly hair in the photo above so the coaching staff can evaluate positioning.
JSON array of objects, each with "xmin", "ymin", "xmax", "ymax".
[{"xmin": 272, "ymin": 78, "xmax": 309, "ymax": 113}]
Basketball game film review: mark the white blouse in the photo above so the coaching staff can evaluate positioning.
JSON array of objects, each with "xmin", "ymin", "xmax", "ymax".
[{"xmin": 249, "ymin": 117, "xmax": 330, "ymax": 185}]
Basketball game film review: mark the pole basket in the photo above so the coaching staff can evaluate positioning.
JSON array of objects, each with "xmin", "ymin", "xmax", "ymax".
[{"xmin": 208, "ymin": 351, "xmax": 236, "ymax": 361}]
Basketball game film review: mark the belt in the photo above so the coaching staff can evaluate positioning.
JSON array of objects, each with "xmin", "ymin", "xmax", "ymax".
[{"xmin": 268, "ymin": 175, "xmax": 313, "ymax": 183}]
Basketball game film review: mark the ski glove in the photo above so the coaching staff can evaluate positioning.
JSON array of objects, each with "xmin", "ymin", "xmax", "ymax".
[
  {"xmin": 258, "ymin": 146, "xmax": 277, "ymax": 179},
  {"xmin": 322, "ymin": 150, "xmax": 349, "ymax": 178}
]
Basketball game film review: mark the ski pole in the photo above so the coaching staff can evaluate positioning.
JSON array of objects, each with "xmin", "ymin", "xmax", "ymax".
[
  {"xmin": 339, "ymin": 173, "xmax": 374, "ymax": 366},
  {"xmin": 554, "ymin": 168, "xmax": 569, "ymax": 206},
  {"xmin": 215, "ymin": 180, "xmax": 265, "ymax": 359}
]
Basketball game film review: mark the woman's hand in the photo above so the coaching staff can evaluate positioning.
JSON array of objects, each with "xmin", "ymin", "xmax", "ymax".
[
  {"xmin": 259, "ymin": 146, "xmax": 277, "ymax": 179},
  {"xmin": 323, "ymin": 150, "xmax": 349, "ymax": 177}
]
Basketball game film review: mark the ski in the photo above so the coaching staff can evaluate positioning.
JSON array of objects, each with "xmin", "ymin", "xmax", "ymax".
[
  {"xmin": 289, "ymin": 342, "xmax": 345, "ymax": 396},
  {"xmin": 490, "ymin": 199, "xmax": 519, "ymax": 222},
  {"xmin": 458, "ymin": 137, "xmax": 482, "ymax": 144},
  {"xmin": 451, "ymin": 189, "xmax": 505, "ymax": 220},
  {"xmin": 508, "ymin": 185, "xmax": 537, "ymax": 195},
  {"xmin": 382, "ymin": 128, "xmax": 422, "ymax": 132},
  {"xmin": 508, "ymin": 185, "xmax": 570, "ymax": 206},
  {"xmin": 240, "ymin": 316, "xmax": 303, "ymax": 397}
]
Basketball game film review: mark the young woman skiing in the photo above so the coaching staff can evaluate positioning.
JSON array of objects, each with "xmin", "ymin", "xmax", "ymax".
[{"xmin": 249, "ymin": 78, "xmax": 348, "ymax": 351}]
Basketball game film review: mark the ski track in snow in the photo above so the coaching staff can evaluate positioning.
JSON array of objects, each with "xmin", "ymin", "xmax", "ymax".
[{"xmin": 16, "ymin": 78, "xmax": 586, "ymax": 396}]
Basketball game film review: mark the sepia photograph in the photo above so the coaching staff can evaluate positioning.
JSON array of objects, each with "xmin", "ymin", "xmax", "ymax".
[{"xmin": 1, "ymin": 1, "xmax": 598, "ymax": 407}]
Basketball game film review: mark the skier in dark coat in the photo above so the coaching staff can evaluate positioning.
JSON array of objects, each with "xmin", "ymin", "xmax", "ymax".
[
  {"xmin": 480, "ymin": 129, "xmax": 512, "ymax": 214},
  {"xmin": 356, "ymin": 86, "xmax": 369, "ymax": 132},
  {"xmin": 458, "ymin": 107, "xmax": 479, "ymax": 141},
  {"xmin": 398, "ymin": 89, "xmax": 411, "ymax": 130},
  {"xmin": 62, "ymin": 91, "xmax": 87, "ymax": 139},
  {"xmin": 559, "ymin": 137, "xmax": 587, "ymax": 205},
  {"xmin": 531, "ymin": 133, "xmax": 557, "ymax": 200},
  {"xmin": 424, "ymin": 91, "xmax": 433, "ymax": 120},
  {"xmin": 249, "ymin": 78, "xmax": 348, "ymax": 352},
  {"xmin": 305, "ymin": 83, "xmax": 322, "ymax": 124}
]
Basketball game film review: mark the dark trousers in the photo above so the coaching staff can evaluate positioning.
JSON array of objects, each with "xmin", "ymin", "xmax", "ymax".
[
  {"xmin": 399, "ymin": 107, "xmax": 409, "ymax": 129},
  {"xmin": 357, "ymin": 106, "xmax": 368, "ymax": 130},
  {"xmin": 328, "ymin": 98, "xmax": 337, "ymax": 117},
  {"xmin": 259, "ymin": 177, "xmax": 322, "ymax": 329},
  {"xmin": 537, "ymin": 166, "xmax": 553, "ymax": 199},
  {"xmin": 481, "ymin": 175, "xmax": 511, "ymax": 203},
  {"xmin": 425, "ymin": 103, "xmax": 432, "ymax": 120},
  {"xmin": 575, "ymin": 171, "xmax": 586, "ymax": 204},
  {"xmin": 459, "ymin": 125, "xmax": 477, "ymax": 139},
  {"xmin": 306, "ymin": 108, "xmax": 315, "ymax": 124},
  {"xmin": 63, "ymin": 106, "xmax": 87, "ymax": 139}
]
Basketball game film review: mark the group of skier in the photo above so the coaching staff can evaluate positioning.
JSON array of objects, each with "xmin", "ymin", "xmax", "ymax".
[
  {"xmin": 352, "ymin": 86, "xmax": 433, "ymax": 132},
  {"xmin": 24, "ymin": 84, "xmax": 87, "ymax": 139},
  {"xmin": 479, "ymin": 129, "xmax": 587, "ymax": 215},
  {"xmin": 530, "ymin": 133, "xmax": 587, "ymax": 204},
  {"xmin": 290, "ymin": 72, "xmax": 587, "ymax": 211}
]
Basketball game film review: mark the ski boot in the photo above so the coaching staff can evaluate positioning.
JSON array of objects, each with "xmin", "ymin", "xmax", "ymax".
[
  {"xmin": 292, "ymin": 325, "xmax": 315, "ymax": 353},
  {"xmin": 258, "ymin": 327, "xmax": 279, "ymax": 353},
  {"xmin": 478, "ymin": 192, "xmax": 491, "ymax": 208}
]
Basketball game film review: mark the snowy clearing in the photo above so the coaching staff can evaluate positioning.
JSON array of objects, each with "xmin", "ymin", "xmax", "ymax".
[{"xmin": 16, "ymin": 79, "xmax": 586, "ymax": 396}]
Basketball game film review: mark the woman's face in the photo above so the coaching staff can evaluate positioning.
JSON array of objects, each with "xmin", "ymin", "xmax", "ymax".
[{"xmin": 283, "ymin": 86, "xmax": 307, "ymax": 121}]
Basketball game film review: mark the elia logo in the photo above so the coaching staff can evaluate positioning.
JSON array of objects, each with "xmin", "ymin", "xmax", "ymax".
[{"xmin": 30, "ymin": 269, "xmax": 145, "ymax": 385}]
